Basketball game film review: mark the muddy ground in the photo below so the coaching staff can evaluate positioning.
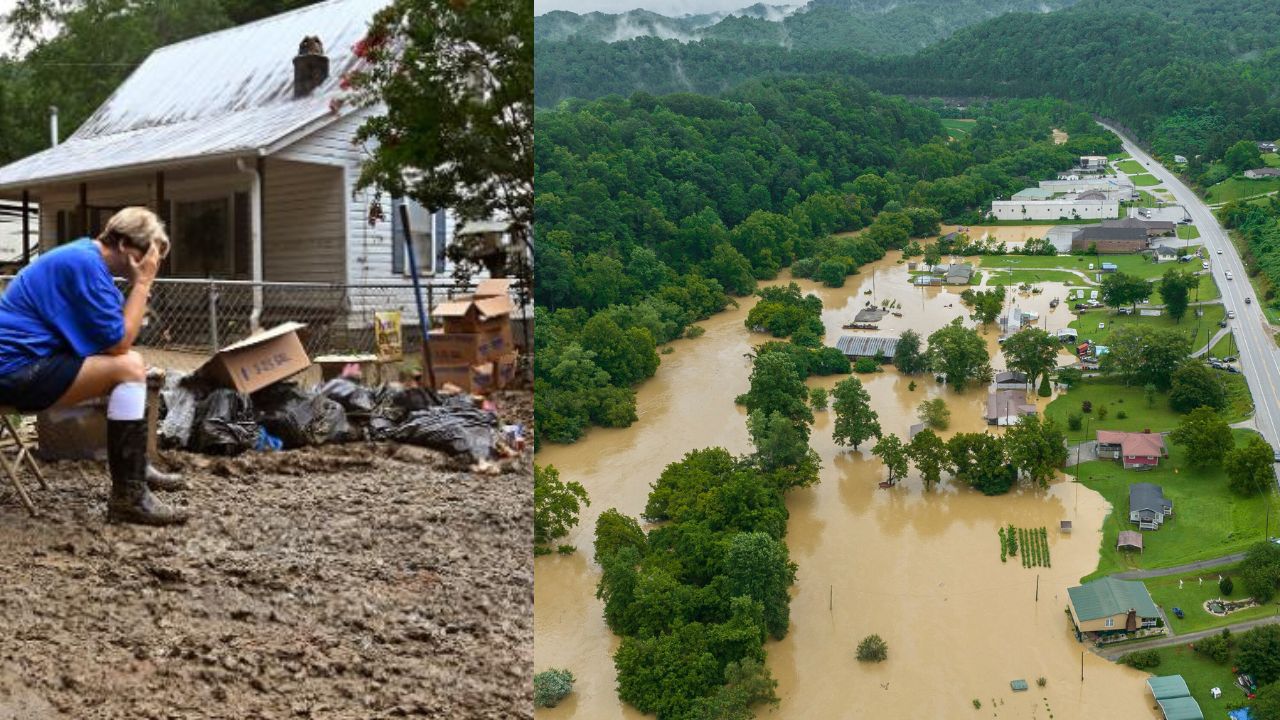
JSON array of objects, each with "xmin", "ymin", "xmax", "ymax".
[{"xmin": 0, "ymin": 391, "xmax": 533, "ymax": 720}]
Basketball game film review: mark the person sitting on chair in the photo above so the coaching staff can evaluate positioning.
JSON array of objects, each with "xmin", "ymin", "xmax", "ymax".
[{"xmin": 0, "ymin": 207, "xmax": 186, "ymax": 525}]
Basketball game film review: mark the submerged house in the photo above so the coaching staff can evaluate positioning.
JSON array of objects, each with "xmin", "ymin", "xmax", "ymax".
[
  {"xmin": 985, "ymin": 390, "xmax": 1037, "ymax": 426},
  {"xmin": 0, "ymin": 0, "xmax": 513, "ymax": 339},
  {"xmin": 1067, "ymin": 577, "xmax": 1161, "ymax": 638}
]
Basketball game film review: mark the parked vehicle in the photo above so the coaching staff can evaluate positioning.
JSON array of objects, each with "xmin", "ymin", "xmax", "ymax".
[
  {"xmin": 1172, "ymin": 607, "xmax": 1184, "ymax": 619},
  {"xmin": 1202, "ymin": 262, "xmax": 1210, "ymax": 270},
  {"xmin": 1246, "ymin": 297, "xmax": 1252, "ymax": 304}
]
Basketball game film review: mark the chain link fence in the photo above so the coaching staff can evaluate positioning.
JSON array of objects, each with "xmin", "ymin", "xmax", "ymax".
[{"xmin": 0, "ymin": 275, "xmax": 528, "ymax": 357}]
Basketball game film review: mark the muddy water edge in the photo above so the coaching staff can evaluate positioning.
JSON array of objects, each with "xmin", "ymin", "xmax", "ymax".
[{"xmin": 533, "ymin": 251, "xmax": 1159, "ymax": 719}]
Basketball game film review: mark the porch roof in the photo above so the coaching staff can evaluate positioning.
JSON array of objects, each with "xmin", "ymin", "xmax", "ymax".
[{"xmin": 0, "ymin": 0, "xmax": 383, "ymax": 194}]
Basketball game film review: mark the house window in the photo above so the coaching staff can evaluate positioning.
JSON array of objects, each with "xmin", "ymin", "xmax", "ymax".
[
  {"xmin": 391, "ymin": 196, "xmax": 439, "ymax": 275},
  {"xmin": 1104, "ymin": 618, "xmax": 1114, "ymax": 628},
  {"xmin": 172, "ymin": 198, "xmax": 231, "ymax": 278}
]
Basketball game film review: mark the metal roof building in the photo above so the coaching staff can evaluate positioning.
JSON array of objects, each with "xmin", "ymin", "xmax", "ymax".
[
  {"xmin": 835, "ymin": 335, "xmax": 900, "ymax": 359},
  {"xmin": 1066, "ymin": 577, "xmax": 1160, "ymax": 622}
]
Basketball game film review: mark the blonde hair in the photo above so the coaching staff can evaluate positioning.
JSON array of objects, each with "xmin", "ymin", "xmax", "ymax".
[{"xmin": 99, "ymin": 207, "xmax": 170, "ymax": 258}]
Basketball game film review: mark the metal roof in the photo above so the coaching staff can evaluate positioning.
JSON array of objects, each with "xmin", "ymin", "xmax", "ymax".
[
  {"xmin": 1067, "ymin": 577, "xmax": 1159, "ymax": 621},
  {"xmin": 1156, "ymin": 696, "xmax": 1204, "ymax": 720},
  {"xmin": 0, "ymin": 0, "xmax": 384, "ymax": 191},
  {"xmin": 1147, "ymin": 675, "xmax": 1191, "ymax": 701},
  {"xmin": 835, "ymin": 335, "xmax": 899, "ymax": 357}
]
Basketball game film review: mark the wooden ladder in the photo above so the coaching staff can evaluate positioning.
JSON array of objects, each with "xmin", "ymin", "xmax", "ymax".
[{"xmin": 0, "ymin": 409, "xmax": 47, "ymax": 516}]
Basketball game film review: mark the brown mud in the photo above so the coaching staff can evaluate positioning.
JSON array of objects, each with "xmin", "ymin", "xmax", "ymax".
[
  {"xmin": 534, "ymin": 257, "xmax": 1158, "ymax": 718},
  {"xmin": 0, "ymin": 392, "xmax": 533, "ymax": 720}
]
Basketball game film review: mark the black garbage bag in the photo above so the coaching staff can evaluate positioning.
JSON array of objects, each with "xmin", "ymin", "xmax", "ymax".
[
  {"xmin": 254, "ymin": 383, "xmax": 352, "ymax": 448},
  {"xmin": 389, "ymin": 405, "xmax": 497, "ymax": 463},
  {"xmin": 318, "ymin": 378, "xmax": 376, "ymax": 414},
  {"xmin": 192, "ymin": 389, "xmax": 256, "ymax": 455}
]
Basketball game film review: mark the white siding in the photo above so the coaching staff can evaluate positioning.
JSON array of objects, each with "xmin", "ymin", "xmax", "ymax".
[{"xmin": 990, "ymin": 199, "xmax": 1118, "ymax": 221}]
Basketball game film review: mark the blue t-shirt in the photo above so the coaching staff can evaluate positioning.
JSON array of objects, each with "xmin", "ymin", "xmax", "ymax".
[{"xmin": 0, "ymin": 238, "xmax": 126, "ymax": 374}]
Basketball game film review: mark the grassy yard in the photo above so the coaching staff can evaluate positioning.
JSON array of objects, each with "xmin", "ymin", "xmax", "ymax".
[
  {"xmin": 1145, "ymin": 271, "xmax": 1220, "ymax": 305},
  {"xmin": 983, "ymin": 269, "xmax": 1087, "ymax": 288},
  {"xmin": 1069, "ymin": 429, "xmax": 1280, "ymax": 580},
  {"xmin": 1115, "ymin": 159, "xmax": 1146, "ymax": 174},
  {"xmin": 1208, "ymin": 331, "xmax": 1237, "ymax": 359},
  {"xmin": 1263, "ymin": 152, "xmax": 1280, "ymax": 168},
  {"xmin": 1177, "ymin": 225, "xmax": 1201, "ymax": 240},
  {"xmin": 1068, "ymin": 301, "xmax": 1224, "ymax": 350},
  {"xmin": 1145, "ymin": 645, "xmax": 1252, "ymax": 719},
  {"xmin": 1131, "ymin": 174, "xmax": 1162, "ymax": 187},
  {"xmin": 942, "ymin": 118, "xmax": 976, "ymax": 138},
  {"xmin": 1206, "ymin": 176, "xmax": 1280, "ymax": 204},
  {"xmin": 981, "ymin": 251, "xmax": 1201, "ymax": 281},
  {"xmin": 1048, "ymin": 382, "xmax": 1182, "ymax": 444},
  {"xmin": 1109, "ymin": 152, "xmax": 1130, "ymax": 162},
  {"xmin": 1145, "ymin": 564, "xmax": 1280, "ymax": 635}
]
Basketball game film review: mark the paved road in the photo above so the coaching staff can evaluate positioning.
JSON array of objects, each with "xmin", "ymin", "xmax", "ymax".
[
  {"xmin": 1111, "ymin": 552, "xmax": 1248, "ymax": 580},
  {"xmin": 1097, "ymin": 613, "xmax": 1280, "ymax": 659},
  {"xmin": 1101, "ymin": 122, "xmax": 1280, "ymax": 460}
]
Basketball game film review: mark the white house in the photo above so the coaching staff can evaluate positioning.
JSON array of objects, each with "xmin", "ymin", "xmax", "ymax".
[
  {"xmin": 0, "ymin": 0, "xmax": 513, "ymax": 334},
  {"xmin": 1079, "ymin": 155, "xmax": 1108, "ymax": 169}
]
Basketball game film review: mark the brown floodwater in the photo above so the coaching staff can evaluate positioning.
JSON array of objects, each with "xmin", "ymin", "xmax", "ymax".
[
  {"xmin": 942, "ymin": 224, "xmax": 1056, "ymax": 249},
  {"xmin": 534, "ymin": 252, "xmax": 1158, "ymax": 719}
]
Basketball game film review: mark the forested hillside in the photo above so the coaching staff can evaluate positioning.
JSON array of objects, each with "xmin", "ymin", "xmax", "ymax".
[
  {"xmin": 535, "ymin": 0, "xmax": 1280, "ymax": 163},
  {"xmin": 533, "ymin": 78, "xmax": 1118, "ymax": 444},
  {"xmin": 535, "ymin": 0, "xmax": 1078, "ymax": 56}
]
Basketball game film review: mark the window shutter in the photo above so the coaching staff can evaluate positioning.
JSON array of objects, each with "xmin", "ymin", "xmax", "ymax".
[{"xmin": 391, "ymin": 197, "xmax": 404, "ymax": 275}]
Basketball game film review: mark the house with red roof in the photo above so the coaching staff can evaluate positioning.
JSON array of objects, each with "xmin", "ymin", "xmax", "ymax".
[{"xmin": 1096, "ymin": 430, "xmax": 1168, "ymax": 470}]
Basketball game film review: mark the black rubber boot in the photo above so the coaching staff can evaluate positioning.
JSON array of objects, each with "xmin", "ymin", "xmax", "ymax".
[
  {"xmin": 107, "ymin": 419, "xmax": 188, "ymax": 526},
  {"xmin": 145, "ymin": 463, "xmax": 187, "ymax": 492}
]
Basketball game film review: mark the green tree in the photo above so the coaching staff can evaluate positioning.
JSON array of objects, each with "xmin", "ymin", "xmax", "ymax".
[
  {"xmin": 688, "ymin": 657, "xmax": 780, "ymax": 720},
  {"xmin": 1169, "ymin": 406, "xmax": 1234, "ymax": 468},
  {"xmin": 893, "ymin": 328, "xmax": 927, "ymax": 374},
  {"xmin": 352, "ymin": 0, "xmax": 533, "ymax": 274},
  {"xmin": 831, "ymin": 376, "xmax": 881, "ymax": 449},
  {"xmin": 1100, "ymin": 272, "xmax": 1149, "ymax": 310},
  {"xmin": 872, "ymin": 434, "xmax": 909, "ymax": 483},
  {"xmin": 740, "ymin": 352, "xmax": 813, "ymax": 424},
  {"xmin": 1239, "ymin": 625, "xmax": 1280, "ymax": 686},
  {"xmin": 614, "ymin": 622, "xmax": 722, "ymax": 718},
  {"xmin": 725, "ymin": 532, "xmax": 798, "ymax": 639},
  {"xmin": 748, "ymin": 410, "xmax": 820, "ymax": 487},
  {"xmin": 1004, "ymin": 415, "xmax": 1068, "ymax": 487},
  {"xmin": 594, "ymin": 508, "xmax": 647, "ymax": 565},
  {"xmin": 927, "ymin": 318, "xmax": 993, "ymax": 390},
  {"xmin": 1226, "ymin": 435, "xmax": 1275, "ymax": 495},
  {"xmin": 1225, "ymin": 139, "xmax": 1263, "ymax": 174},
  {"xmin": 1002, "ymin": 328, "xmax": 1059, "ymax": 388},
  {"xmin": 1158, "ymin": 269, "xmax": 1195, "ymax": 323},
  {"xmin": 580, "ymin": 314, "xmax": 660, "ymax": 387},
  {"xmin": 922, "ymin": 243, "xmax": 942, "ymax": 267},
  {"xmin": 535, "ymin": 464, "xmax": 589, "ymax": 552},
  {"xmin": 534, "ymin": 668, "xmax": 576, "ymax": 709},
  {"xmin": 1251, "ymin": 681, "xmax": 1280, "ymax": 720},
  {"xmin": 1056, "ymin": 366, "xmax": 1083, "ymax": 388},
  {"xmin": 1103, "ymin": 326, "xmax": 1191, "ymax": 390},
  {"xmin": 947, "ymin": 432, "xmax": 1015, "ymax": 495},
  {"xmin": 959, "ymin": 287, "xmax": 1006, "ymax": 327},
  {"xmin": 1241, "ymin": 542, "xmax": 1280, "ymax": 603},
  {"xmin": 1169, "ymin": 361, "xmax": 1228, "ymax": 412},
  {"xmin": 810, "ymin": 386, "xmax": 829, "ymax": 410},
  {"xmin": 907, "ymin": 428, "xmax": 948, "ymax": 490},
  {"xmin": 917, "ymin": 397, "xmax": 951, "ymax": 429},
  {"xmin": 856, "ymin": 634, "xmax": 888, "ymax": 662}
]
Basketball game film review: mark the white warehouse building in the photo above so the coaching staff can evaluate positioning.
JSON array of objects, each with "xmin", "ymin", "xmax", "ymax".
[{"xmin": 990, "ymin": 199, "xmax": 1118, "ymax": 221}]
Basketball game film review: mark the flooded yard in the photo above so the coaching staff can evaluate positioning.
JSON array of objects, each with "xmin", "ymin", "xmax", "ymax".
[
  {"xmin": 943, "ymin": 224, "xmax": 1055, "ymax": 249},
  {"xmin": 533, "ymin": 253, "xmax": 1158, "ymax": 719}
]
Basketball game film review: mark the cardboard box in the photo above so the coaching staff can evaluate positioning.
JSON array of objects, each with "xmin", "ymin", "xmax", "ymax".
[
  {"xmin": 475, "ymin": 278, "xmax": 517, "ymax": 298},
  {"xmin": 428, "ymin": 325, "xmax": 514, "ymax": 366},
  {"xmin": 495, "ymin": 352, "xmax": 519, "ymax": 388},
  {"xmin": 314, "ymin": 354, "xmax": 380, "ymax": 382},
  {"xmin": 432, "ymin": 363, "xmax": 496, "ymax": 394},
  {"xmin": 436, "ymin": 296, "xmax": 513, "ymax": 334},
  {"xmin": 197, "ymin": 322, "xmax": 312, "ymax": 394}
]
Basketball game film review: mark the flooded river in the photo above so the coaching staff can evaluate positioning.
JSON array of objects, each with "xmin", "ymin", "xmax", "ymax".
[{"xmin": 534, "ymin": 252, "xmax": 1159, "ymax": 719}]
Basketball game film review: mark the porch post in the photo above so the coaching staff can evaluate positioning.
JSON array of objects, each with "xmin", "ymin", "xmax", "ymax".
[
  {"xmin": 21, "ymin": 189, "xmax": 30, "ymax": 266},
  {"xmin": 78, "ymin": 182, "xmax": 87, "ymax": 237},
  {"xmin": 236, "ymin": 157, "xmax": 265, "ymax": 331},
  {"xmin": 155, "ymin": 171, "xmax": 168, "ymax": 275}
]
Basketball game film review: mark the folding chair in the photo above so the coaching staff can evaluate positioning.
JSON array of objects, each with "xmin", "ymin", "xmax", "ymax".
[{"xmin": 0, "ymin": 407, "xmax": 47, "ymax": 516}]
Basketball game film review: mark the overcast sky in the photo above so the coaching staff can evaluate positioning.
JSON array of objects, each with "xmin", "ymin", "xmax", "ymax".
[{"xmin": 535, "ymin": 0, "xmax": 759, "ymax": 16}]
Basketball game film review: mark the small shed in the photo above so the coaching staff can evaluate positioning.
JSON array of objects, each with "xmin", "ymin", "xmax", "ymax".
[
  {"xmin": 1060, "ymin": 520, "xmax": 1073, "ymax": 533},
  {"xmin": 1117, "ymin": 530, "xmax": 1144, "ymax": 552}
]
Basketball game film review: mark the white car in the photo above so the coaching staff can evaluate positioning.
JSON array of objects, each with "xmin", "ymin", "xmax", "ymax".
[
  {"xmin": 1218, "ymin": 249, "xmax": 1223, "ymax": 254},
  {"xmin": 1226, "ymin": 271, "xmax": 1234, "ymax": 280},
  {"xmin": 1202, "ymin": 262, "xmax": 1210, "ymax": 270},
  {"xmin": 1228, "ymin": 310, "xmax": 1237, "ymax": 319}
]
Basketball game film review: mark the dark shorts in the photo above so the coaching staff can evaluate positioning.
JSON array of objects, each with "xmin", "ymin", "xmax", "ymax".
[{"xmin": 0, "ymin": 353, "xmax": 85, "ymax": 412}]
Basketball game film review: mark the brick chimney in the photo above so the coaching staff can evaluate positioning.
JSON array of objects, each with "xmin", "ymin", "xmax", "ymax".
[{"xmin": 293, "ymin": 35, "xmax": 329, "ymax": 98}]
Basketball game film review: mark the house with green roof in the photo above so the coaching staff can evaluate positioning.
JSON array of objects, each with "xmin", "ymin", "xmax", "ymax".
[{"xmin": 1067, "ymin": 577, "xmax": 1162, "ymax": 637}]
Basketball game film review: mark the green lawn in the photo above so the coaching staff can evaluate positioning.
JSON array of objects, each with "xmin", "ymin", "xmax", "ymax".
[
  {"xmin": 1068, "ymin": 301, "xmax": 1224, "ymax": 350},
  {"xmin": 1131, "ymin": 190, "xmax": 1161, "ymax": 208},
  {"xmin": 981, "ymin": 251, "xmax": 1201, "ymax": 281},
  {"xmin": 1145, "ymin": 563, "xmax": 1280, "ymax": 634},
  {"xmin": 983, "ymin": 269, "xmax": 1087, "ymax": 288},
  {"xmin": 1115, "ymin": 159, "xmax": 1146, "ymax": 174},
  {"xmin": 1109, "ymin": 152, "xmax": 1130, "ymax": 162},
  {"xmin": 1263, "ymin": 152, "xmax": 1280, "ymax": 168},
  {"xmin": 1069, "ymin": 429, "xmax": 1280, "ymax": 580},
  {"xmin": 1131, "ymin": 174, "xmax": 1162, "ymax": 187},
  {"xmin": 1206, "ymin": 176, "xmax": 1280, "ymax": 204},
  {"xmin": 1048, "ymin": 380, "xmax": 1187, "ymax": 444},
  {"xmin": 1146, "ymin": 272, "xmax": 1220, "ymax": 305},
  {"xmin": 1177, "ymin": 225, "xmax": 1201, "ymax": 240},
  {"xmin": 942, "ymin": 118, "xmax": 976, "ymax": 138},
  {"xmin": 1146, "ymin": 645, "xmax": 1252, "ymax": 719},
  {"xmin": 1208, "ymin": 331, "xmax": 1236, "ymax": 359}
]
